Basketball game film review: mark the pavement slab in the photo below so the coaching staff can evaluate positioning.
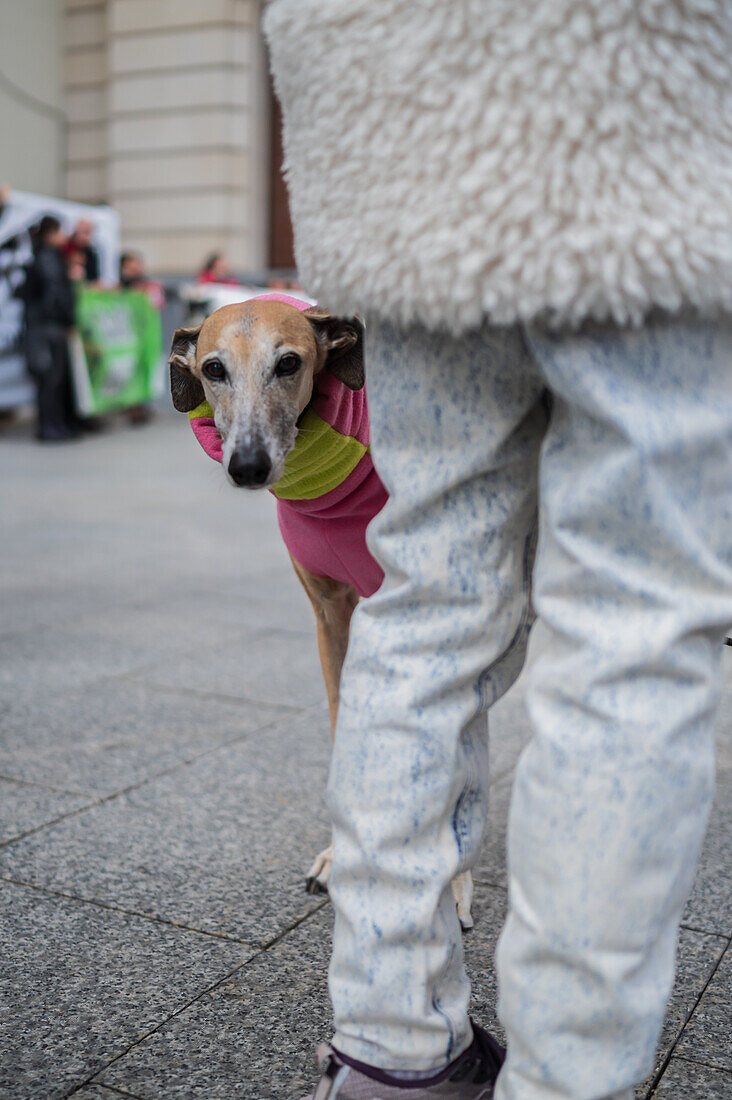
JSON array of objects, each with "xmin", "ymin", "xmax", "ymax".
[
  {"xmin": 639, "ymin": 929, "xmax": 729, "ymax": 1092},
  {"xmin": 0, "ymin": 776, "xmax": 92, "ymax": 844},
  {"xmin": 0, "ymin": 419, "xmax": 292, "ymax": 618},
  {"xmin": 652, "ymin": 1056, "xmax": 732, "ymax": 1097},
  {"xmin": 0, "ymin": 626, "xmax": 157, "ymax": 708},
  {"xmin": 0, "ymin": 601, "xmax": 307, "ymax": 713},
  {"xmin": 164, "ymin": 569, "xmax": 317, "ymax": 637},
  {"xmin": 0, "ymin": 880, "xmax": 248, "ymax": 1100},
  {"xmin": 682, "ymin": 763, "xmax": 732, "ymax": 938},
  {"xmin": 682, "ymin": 656, "xmax": 732, "ymax": 937},
  {"xmin": 1, "ymin": 708, "xmax": 334, "ymax": 945},
  {"xmin": 0, "ymin": 581, "xmax": 118, "ymax": 641},
  {"xmin": 95, "ymin": 884, "xmax": 724, "ymax": 1100},
  {"xmin": 0, "ymin": 677, "xmax": 284, "ymax": 796},
  {"xmin": 97, "ymin": 886, "xmax": 510, "ymax": 1100},
  {"xmin": 67, "ymin": 589, "xmax": 313, "ymax": 652},
  {"xmin": 675, "ymin": 943, "xmax": 732, "ymax": 1073},
  {"xmin": 131, "ymin": 625, "xmax": 325, "ymax": 710},
  {"xmin": 463, "ymin": 884, "xmax": 509, "ymax": 1040},
  {"xmin": 97, "ymin": 905, "xmax": 334, "ymax": 1100}
]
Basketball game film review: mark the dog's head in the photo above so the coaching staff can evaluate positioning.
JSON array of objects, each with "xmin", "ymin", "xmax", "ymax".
[{"xmin": 169, "ymin": 298, "xmax": 364, "ymax": 489}]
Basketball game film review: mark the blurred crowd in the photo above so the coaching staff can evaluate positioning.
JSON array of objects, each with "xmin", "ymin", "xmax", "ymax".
[
  {"xmin": 13, "ymin": 212, "xmax": 171, "ymax": 441},
  {"xmin": 0, "ymin": 183, "xmax": 303, "ymax": 444}
]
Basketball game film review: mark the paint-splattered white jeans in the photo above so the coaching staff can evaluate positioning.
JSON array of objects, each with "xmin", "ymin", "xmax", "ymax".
[{"xmin": 326, "ymin": 314, "xmax": 732, "ymax": 1100}]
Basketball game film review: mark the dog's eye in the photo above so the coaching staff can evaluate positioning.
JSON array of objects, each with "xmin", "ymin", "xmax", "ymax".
[
  {"xmin": 275, "ymin": 353, "xmax": 301, "ymax": 378},
  {"xmin": 203, "ymin": 360, "xmax": 226, "ymax": 381}
]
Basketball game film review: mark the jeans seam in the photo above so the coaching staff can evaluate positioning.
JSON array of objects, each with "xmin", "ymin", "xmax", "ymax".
[{"xmin": 452, "ymin": 511, "xmax": 537, "ymax": 863}]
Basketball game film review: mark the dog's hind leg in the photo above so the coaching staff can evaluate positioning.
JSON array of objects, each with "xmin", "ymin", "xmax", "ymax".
[
  {"xmin": 451, "ymin": 871, "xmax": 474, "ymax": 931},
  {"xmin": 289, "ymin": 556, "xmax": 359, "ymax": 894}
]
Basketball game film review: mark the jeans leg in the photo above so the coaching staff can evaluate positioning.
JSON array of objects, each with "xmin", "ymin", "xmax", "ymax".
[
  {"xmin": 495, "ymin": 316, "xmax": 732, "ymax": 1100},
  {"xmin": 328, "ymin": 319, "xmax": 546, "ymax": 1070}
]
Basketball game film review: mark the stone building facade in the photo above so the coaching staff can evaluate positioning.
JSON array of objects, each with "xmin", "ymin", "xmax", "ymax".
[{"xmin": 2, "ymin": 0, "xmax": 287, "ymax": 275}]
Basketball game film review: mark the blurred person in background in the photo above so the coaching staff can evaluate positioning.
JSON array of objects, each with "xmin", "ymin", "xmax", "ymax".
[
  {"xmin": 66, "ymin": 218, "xmax": 100, "ymax": 285},
  {"xmin": 196, "ymin": 251, "xmax": 240, "ymax": 286},
  {"xmin": 119, "ymin": 250, "xmax": 166, "ymax": 312},
  {"xmin": 23, "ymin": 215, "xmax": 78, "ymax": 442},
  {"xmin": 66, "ymin": 251, "xmax": 87, "ymax": 285},
  {"xmin": 118, "ymin": 250, "xmax": 164, "ymax": 425},
  {"xmin": 266, "ymin": 3, "xmax": 732, "ymax": 1099}
]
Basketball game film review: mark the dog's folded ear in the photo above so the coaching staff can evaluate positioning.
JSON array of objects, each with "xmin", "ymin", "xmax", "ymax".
[
  {"xmin": 168, "ymin": 324, "xmax": 205, "ymax": 412},
  {"xmin": 305, "ymin": 308, "xmax": 365, "ymax": 391}
]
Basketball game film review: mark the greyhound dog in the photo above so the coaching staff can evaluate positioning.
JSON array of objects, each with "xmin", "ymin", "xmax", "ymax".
[{"xmin": 169, "ymin": 293, "xmax": 474, "ymax": 929}]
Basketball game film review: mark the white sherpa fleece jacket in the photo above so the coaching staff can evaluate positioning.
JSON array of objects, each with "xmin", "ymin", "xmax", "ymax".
[{"xmin": 265, "ymin": 0, "xmax": 732, "ymax": 331}]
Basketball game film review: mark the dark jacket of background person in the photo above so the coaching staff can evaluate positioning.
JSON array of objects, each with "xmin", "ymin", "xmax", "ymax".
[
  {"xmin": 264, "ymin": 1, "xmax": 732, "ymax": 333},
  {"xmin": 23, "ymin": 223, "xmax": 78, "ymax": 440},
  {"xmin": 73, "ymin": 241, "xmax": 100, "ymax": 284},
  {"xmin": 25, "ymin": 244, "xmax": 75, "ymax": 332},
  {"xmin": 66, "ymin": 233, "xmax": 100, "ymax": 284}
]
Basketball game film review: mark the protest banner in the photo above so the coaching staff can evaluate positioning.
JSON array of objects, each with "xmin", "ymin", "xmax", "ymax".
[{"xmin": 71, "ymin": 286, "xmax": 163, "ymax": 415}]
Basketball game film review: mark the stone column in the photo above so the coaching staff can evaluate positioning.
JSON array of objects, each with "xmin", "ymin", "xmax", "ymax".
[
  {"xmin": 106, "ymin": 0, "xmax": 268, "ymax": 274},
  {"xmin": 64, "ymin": 0, "xmax": 109, "ymax": 204}
]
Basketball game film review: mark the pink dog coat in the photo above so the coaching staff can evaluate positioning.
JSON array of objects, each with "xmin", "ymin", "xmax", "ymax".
[{"xmin": 187, "ymin": 294, "xmax": 387, "ymax": 597}]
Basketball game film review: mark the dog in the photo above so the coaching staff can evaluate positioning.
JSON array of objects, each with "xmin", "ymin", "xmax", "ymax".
[{"xmin": 169, "ymin": 293, "xmax": 474, "ymax": 929}]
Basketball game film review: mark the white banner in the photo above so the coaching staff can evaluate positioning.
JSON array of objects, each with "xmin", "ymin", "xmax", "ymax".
[{"xmin": 0, "ymin": 190, "xmax": 120, "ymax": 409}]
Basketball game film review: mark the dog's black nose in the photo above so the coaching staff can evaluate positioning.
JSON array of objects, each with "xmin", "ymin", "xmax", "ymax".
[{"xmin": 228, "ymin": 447, "xmax": 272, "ymax": 487}]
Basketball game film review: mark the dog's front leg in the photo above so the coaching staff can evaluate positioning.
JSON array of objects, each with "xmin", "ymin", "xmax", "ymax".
[
  {"xmin": 289, "ymin": 556, "xmax": 475, "ymax": 928},
  {"xmin": 290, "ymin": 557, "xmax": 358, "ymax": 894}
]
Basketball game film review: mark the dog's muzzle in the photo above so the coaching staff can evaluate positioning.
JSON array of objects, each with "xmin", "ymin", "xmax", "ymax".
[{"xmin": 228, "ymin": 446, "xmax": 272, "ymax": 488}]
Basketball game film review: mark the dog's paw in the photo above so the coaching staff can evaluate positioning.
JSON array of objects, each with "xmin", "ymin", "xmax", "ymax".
[
  {"xmin": 305, "ymin": 843, "xmax": 334, "ymax": 895},
  {"xmin": 452, "ymin": 870, "xmax": 474, "ymax": 931}
]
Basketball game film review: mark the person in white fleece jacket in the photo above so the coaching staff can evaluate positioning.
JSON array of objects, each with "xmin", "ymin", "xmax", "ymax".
[{"xmin": 264, "ymin": 3, "xmax": 732, "ymax": 1099}]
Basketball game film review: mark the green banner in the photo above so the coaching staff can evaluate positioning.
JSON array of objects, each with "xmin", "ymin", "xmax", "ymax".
[{"xmin": 71, "ymin": 287, "xmax": 163, "ymax": 415}]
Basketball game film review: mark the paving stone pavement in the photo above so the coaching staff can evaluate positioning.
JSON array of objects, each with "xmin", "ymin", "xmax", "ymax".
[{"xmin": 1, "ymin": 412, "xmax": 730, "ymax": 1100}]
